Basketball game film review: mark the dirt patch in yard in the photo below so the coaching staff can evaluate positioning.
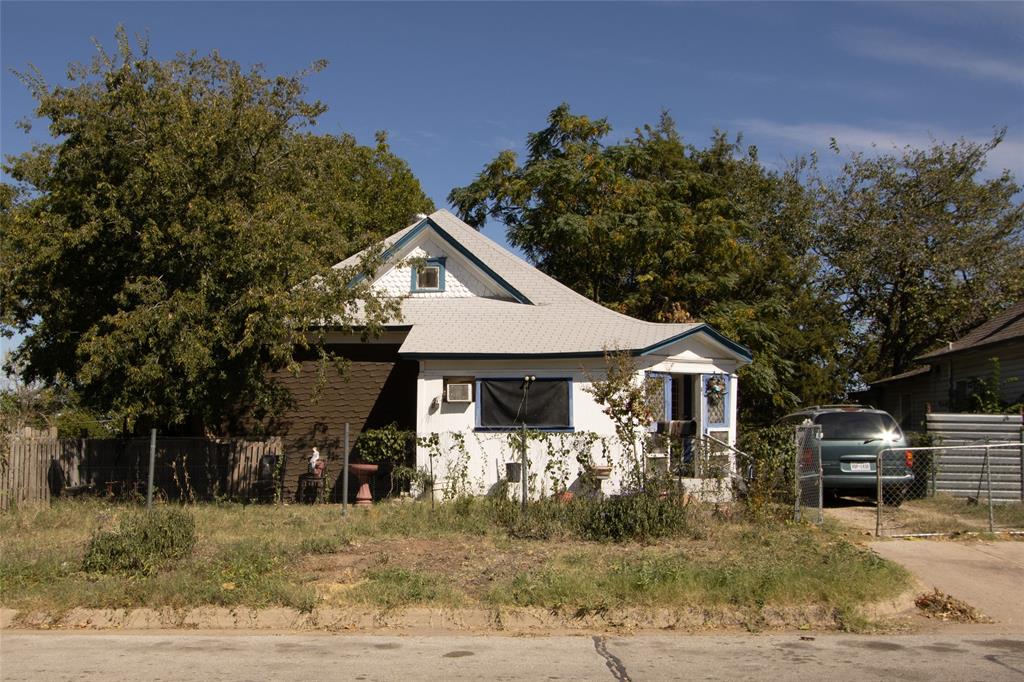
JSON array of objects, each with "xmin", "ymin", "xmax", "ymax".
[
  {"xmin": 301, "ymin": 536, "xmax": 573, "ymax": 607},
  {"xmin": 823, "ymin": 500, "xmax": 879, "ymax": 534}
]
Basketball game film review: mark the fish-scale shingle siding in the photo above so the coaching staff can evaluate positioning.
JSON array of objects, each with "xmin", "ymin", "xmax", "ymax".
[{"xmin": 267, "ymin": 344, "xmax": 416, "ymax": 501}]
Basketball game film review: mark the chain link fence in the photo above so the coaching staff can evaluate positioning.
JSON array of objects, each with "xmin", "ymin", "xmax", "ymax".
[
  {"xmin": 875, "ymin": 442, "xmax": 1024, "ymax": 536},
  {"xmin": 794, "ymin": 424, "xmax": 823, "ymax": 523}
]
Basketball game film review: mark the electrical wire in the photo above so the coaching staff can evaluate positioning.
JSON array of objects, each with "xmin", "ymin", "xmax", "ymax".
[{"xmin": 512, "ymin": 376, "xmax": 534, "ymax": 426}]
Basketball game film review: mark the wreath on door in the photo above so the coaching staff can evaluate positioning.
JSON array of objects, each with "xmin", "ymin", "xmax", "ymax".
[{"xmin": 704, "ymin": 375, "xmax": 727, "ymax": 407}]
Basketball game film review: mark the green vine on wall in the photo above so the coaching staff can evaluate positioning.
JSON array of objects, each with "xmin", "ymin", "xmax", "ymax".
[{"xmin": 584, "ymin": 350, "xmax": 658, "ymax": 491}]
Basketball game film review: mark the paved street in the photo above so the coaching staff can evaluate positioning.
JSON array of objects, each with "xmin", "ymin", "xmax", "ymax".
[{"xmin": 2, "ymin": 632, "xmax": 1023, "ymax": 681}]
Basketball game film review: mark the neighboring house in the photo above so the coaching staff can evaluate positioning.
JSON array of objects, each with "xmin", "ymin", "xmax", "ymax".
[
  {"xmin": 860, "ymin": 302, "xmax": 1024, "ymax": 431},
  {"xmin": 268, "ymin": 209, "xmax": 751, "ymax": 498}
]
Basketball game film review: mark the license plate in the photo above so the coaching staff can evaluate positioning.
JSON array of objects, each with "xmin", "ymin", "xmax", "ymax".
[{"xmin": 849, "ymin": 462, "xmax": 872, "ymax": 472}]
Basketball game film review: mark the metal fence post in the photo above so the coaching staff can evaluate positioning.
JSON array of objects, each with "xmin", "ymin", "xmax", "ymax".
[
  {"xmin": 876, "ymin": 450, "xmax": 883, "ymax": 537},
  {"xmin": 793, "ymin": 429, "xmax": 801, "ymax": 522},
  {"xmin": 278, "ymin": 451, "xmax": 285, "ymax": 507},
  {"xmin": 146, "ymin": 428, "xmax": 156, "ymax": 510},
  {"xmin": 428, "ymin": 438, "xmax": 435, "ymax": 512},
  {"xmin": 816, "ymin": 433, "xmax": 824, "ymax": 525},
  {"xmin": 984, "ymin": 445, "xmax": 994, "ymax": 533},
  {"xmin": 931, "ymin": 453, "xmax": 937, "ymax": 497},
  {"xmin": 342, "ymin": 422, "xmax": 350, "ymax": 516},
  {"xmin": 520, "ymin": 422, "xmax": 528, "ymax": 515}
]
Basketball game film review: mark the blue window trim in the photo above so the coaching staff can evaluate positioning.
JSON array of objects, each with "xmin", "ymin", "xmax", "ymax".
[
  {"xmin": 473, "ymin": 377, "xmax": 575, "ymax": 432},
  {"xmin": 411, "ymin": 257, "xmax": 446, "ymax": 293},
  {"xmin": 701, "ymin": 373, "xmax": 731, "ymax": 430}
]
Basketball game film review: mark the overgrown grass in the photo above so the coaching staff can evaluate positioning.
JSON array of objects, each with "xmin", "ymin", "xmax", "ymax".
[
  {"xmin": 489, "ymin": 527, "xmax": 908, "ymax": 612},
  {"xmin": 346, "ymin": 567, "xmax": 461, "ymax": 609},
  {"xmin": 883, "ymin": 495, "xmax": 1024, "ymax": 535},
  {"xmin": 82, "ymin": 507, "xmax": 196, "ymax": 575},
  {"xmin": 907, "ymin": 495, "xmax": 1024, "ymax": 529},
  {"xmin": 0, "ymin": 497, "xmax": 911, "ymax": 620}
]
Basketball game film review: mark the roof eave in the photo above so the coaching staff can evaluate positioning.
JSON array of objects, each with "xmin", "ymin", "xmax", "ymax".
[
  {"xmin": 638, "ymin": 324, "xmax": 753, "ymax": 364},
  {"xmin": 400, "ymin": 325, "xmax": 753, "ymax": 363},
  {"xmin": 916, "ymin": 335, "xmax": 1022, "ymax": 362}
]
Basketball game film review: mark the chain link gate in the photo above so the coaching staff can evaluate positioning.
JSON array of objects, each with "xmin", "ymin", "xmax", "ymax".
[
  {"xmin": 875, "ymin": 443, "xmax": 1024, "ymax": 537},
  {"xmin": 794, "ymin": 424, "xmax": 823, "ymax": 523}
]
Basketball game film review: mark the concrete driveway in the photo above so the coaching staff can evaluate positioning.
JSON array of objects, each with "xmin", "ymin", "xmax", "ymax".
[{"xmin": 871, "ymin": 539, "xmax": 1024, "ymax": 628}]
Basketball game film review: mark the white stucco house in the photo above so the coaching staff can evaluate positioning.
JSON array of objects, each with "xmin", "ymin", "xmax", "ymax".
[{"xmin": 294, "ymin": 209, "xmax": 751, "ymax": 499}]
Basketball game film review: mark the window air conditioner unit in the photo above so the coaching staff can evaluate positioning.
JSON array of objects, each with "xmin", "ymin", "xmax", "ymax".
[{"xmin": 445, "ymin": 383, "xmax": 473, "ymax": 403}]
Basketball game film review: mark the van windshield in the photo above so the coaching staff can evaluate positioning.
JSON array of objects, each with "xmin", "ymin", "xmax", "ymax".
[{"xmin": 814, "ymin": 412, "xmax": 902, "ymax": 441}]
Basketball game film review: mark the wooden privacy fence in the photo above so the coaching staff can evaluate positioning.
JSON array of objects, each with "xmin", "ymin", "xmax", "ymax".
[
  {"xmin": 0, "ymin": 438, "xmax": 68, "ymax": 511},
  {"xmin": 1, "ymin": 437, "xmax": 281, "ymax": 511}
]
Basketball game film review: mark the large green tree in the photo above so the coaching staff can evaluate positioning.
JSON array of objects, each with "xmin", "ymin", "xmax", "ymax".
[
  {"xmin": 450, "ymin": 104, "xmax": 848, "ymax": 422},
  {"xmin": 1, "ymin": 30, "xmax": 433, "ymax": 430},
  {"xmin": 813, "ymin": 133, "xmax": 1024, "ymax": 381}
]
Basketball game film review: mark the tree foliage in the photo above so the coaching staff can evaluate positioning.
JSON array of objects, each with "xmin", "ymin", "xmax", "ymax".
[
  {"xmin": 1, "ymin": 29, "xmax": 433, "ymax": 430},
  {"xmin": 450, "ymin": 104, "xmax": 847, "ymax": 422},
  {"xmin": 813, "ymin": 133, "xmax": 1024, "ymax": 381}
]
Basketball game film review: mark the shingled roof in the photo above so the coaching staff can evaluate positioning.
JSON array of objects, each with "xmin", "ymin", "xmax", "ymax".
[
  {"xmin": 917, "ymin": 302, "xmax": 1024, "ymax": 361},
  {"xmin": 331, "ymin": 209, "xmax": 752, "ymax": 362}
]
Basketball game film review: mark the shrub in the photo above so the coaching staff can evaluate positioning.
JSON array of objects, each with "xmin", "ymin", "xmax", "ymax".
[
  {"xmin": 505, "ymin": 499, "xmax": 571, "ymax": 540},
  {"xmin": 574, "ymin": 494, "xmax": 690, "ymax": 542},
  {"xmin": 494, "ymin": 492, "xmax": 693, "ymax": 543},
  {"xmin": 82, "ymin": 508, "xmax": 196, "ymax": 575},
  {"xmin": 354, "ymin": 423, "xmax": 412, "ymax": 464},
  {"xmin": 737, "ymin": 425, "xmax": 795, "ymax": 519}
]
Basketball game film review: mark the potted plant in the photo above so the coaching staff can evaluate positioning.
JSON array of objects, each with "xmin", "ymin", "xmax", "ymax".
[
  {"xmin": 394, "ymin": 465, "xmax": 436, "ymax": 501},
  {"xmin": 352, "ymin": 423, "xmax": 411, "ymax": 506}
]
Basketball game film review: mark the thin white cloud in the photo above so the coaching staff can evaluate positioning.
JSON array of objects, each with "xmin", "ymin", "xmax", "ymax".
[
  {"xmin": 480, "ymin": 135, "xmax": 519, "ymax": 152},
  {"xmin": 839, "ymin": 28, "xmax": 1024, "ymax": 86},
  {"xmin": 735, "ymin": 118, "xmax": 1024, "ymax": 179}
]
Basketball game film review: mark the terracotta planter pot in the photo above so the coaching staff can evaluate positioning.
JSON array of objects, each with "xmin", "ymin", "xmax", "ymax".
[
  {"xmin": 556, "ymin": 491, "xmax": 575, "ymax": 504},
  {"xmin": 348, "ymin": 463, "xmax": 379, "ymax": 507}
]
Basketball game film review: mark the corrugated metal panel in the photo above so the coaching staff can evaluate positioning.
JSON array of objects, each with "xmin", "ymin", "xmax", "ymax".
[
  {"xmin": 929, "ymin": 413, "xmax": 1022, "ymax": 424},
  {"xmin": 926, "ymin": 413, "xmax": 1023, "ymax": 501}
]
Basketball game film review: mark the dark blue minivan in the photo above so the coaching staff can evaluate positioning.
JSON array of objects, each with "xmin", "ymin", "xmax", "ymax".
[{"xmin": 780, "ymin": 406, "xmax": 915, "ymax": 503}]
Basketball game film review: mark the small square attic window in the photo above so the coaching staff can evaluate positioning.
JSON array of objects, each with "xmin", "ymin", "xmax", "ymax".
[{"xmin": 412, "ymin": 257, "xmax": 445, "ymax": 292}]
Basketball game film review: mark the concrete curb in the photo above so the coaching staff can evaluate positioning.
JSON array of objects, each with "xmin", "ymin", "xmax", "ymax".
[{"xmin": 0, "ymin": 599, "xmax": 917, "ymax": 634}]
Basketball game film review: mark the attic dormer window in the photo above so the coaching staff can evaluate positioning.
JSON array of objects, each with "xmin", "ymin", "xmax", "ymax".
[{"xmin": 411, "ymin": 257, "xmax": 445, "ymax": 292}]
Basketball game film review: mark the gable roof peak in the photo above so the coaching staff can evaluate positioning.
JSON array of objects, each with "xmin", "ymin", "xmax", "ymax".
[{"xmin": 328, "ymin": 209, "xmax": 751, "ymax": 363}]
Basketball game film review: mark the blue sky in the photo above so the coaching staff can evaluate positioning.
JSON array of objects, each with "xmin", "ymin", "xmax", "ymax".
[{"xmin": 2, "ymin": 1, "xmax": 1023, "ymax": 360}]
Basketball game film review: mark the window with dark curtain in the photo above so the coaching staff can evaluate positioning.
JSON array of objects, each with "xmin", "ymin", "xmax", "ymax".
[{"xmin": 478, "ymin": 378, "xmax": 571, "ymax": 429}]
